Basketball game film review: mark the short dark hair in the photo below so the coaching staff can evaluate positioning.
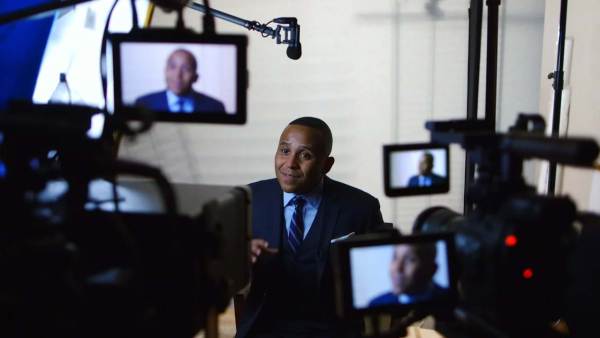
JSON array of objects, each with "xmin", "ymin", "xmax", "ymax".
[
  {"xmin": 289, "ymin": 117, "xmax": 333, "ymax": 156},
  {"xmin": 168, "ymin": 48, "xmax": 197, "ymax": 72}
]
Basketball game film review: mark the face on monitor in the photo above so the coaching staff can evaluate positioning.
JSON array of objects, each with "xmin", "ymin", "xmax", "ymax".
[
  {"xmin": 384, "ymin": 143, "xmax": 449, "ymax": 196},
  {"xmin": 109, "ymin": 30, "xmax": 247, "ymax": 124},
  {"xmin": 333, "ymin": 233, "xmax": 456, "ymax": 318}
]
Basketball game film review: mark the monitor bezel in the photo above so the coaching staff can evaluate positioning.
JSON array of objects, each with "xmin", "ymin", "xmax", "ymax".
[
  {"xmin": 332, "ymin": 232, "xmax": 457, "ymax": 319},
  {"xmin": 383, "ymin": 143, "xmax": 450, "ymax": 197},
  {"xmin": 109, "ymin": 29, "xmax": 248, "ymax": 124}
]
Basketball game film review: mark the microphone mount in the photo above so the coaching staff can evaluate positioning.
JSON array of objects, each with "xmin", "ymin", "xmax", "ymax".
[{"xmin": 187, "ymin": 2, "xmax": 301, "ymax": 60}]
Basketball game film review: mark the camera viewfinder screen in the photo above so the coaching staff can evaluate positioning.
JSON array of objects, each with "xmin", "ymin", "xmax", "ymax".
[
  {"xmin": 110, "ymin": 33, "xmax": 247, "ymax": 124},
  {"xmin": 384, "ymin": 144, "xmax": 449, "ymax": 196},
  {"xmin": 349, "ymin": 240, "xmax": 452, "ymax": 310}
]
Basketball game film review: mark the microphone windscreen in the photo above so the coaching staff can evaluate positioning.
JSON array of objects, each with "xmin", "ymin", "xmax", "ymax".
[{"xmin": 286, "ymin": 43, "xmax": 302, "ymax": 60}]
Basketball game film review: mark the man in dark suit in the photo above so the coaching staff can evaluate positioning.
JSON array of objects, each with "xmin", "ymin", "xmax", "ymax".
[
  {"xmin": 369, "ymin": 243, "xmax": 447, "ymax": 306},
  {"xmin": 236, "ymin": 117, "xmax": 385, "ymax": 338},
  {"xmin": 135, "ymin": 48, "xmax": 226, "ymax": 113},
  {"xmin": 407, "ymin": 152, "xmax": 445, "ymax": 187}
]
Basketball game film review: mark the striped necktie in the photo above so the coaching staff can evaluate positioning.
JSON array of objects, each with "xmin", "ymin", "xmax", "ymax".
[
  {"xmin": 176, "ymin": 98, "xmax": 185, "ymax": 112},
  {"xmin": 288, "ymin": 196, "xmax": 306, "ymax": 254}
]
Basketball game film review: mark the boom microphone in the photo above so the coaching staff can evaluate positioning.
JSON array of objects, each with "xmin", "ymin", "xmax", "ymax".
[
  {"xmin": 274, "ymin": 17, "xmax": 301, "ymax": 60},
  {"xmin": 286, "ymin": 24, "xmax": 301, "ymax": 60}
]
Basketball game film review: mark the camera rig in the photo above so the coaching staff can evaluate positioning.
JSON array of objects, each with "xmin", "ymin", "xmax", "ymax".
[{"xmin": 411, "ymin": 114, "xmax": 600, "ymax": 338}]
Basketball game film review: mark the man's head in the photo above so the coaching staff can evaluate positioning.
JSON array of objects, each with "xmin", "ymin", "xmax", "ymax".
[
  {"xmin": 165, "ymin": 49, "xmax": 198, "ymax": 96},
  {"xmin": 389, "ymin": 243, "xmax": 437, "ymax": 296},
  {"xmin": 275, "ymin": 117, "xmax": 335, "ymax": 194},
  {"xmin": 418, "ymin": 152, "xmax": 434, "ymax": 176}
]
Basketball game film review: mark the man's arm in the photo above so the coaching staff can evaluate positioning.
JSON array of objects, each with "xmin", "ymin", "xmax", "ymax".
[{"xmin": 365, "ymin": 197, "xmax": 390, "ymax": 233}]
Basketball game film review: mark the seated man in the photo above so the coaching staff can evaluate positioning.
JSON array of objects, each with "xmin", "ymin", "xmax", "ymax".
[
  {"xmin": 407, "ymin": 152, "xmax": 445, "ymax": 187},
  {"xmin": 135, "ymin": 48, "xmax": 226, "ymax": 113},
  {"xmin": 369, "ymin": 243, "xmax": 446, "ymax": 306},
  {"xmin": 236, "ymin": 117, "xmax": 386, "ymax": 338}
]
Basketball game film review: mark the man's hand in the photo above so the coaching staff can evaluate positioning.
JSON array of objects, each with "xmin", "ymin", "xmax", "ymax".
[{"xmin": 251, "ymin": 239, "xmax": 279, "ymax": 264}]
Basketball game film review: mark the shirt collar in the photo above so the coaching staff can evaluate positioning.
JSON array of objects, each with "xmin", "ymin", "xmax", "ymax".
[
  {"xmin": 283, "ymin": 179, "xmax": 324, "ymax": 208},
  {"xmin": 166, "ymin": 90, "xmax": 192, "ymax": 105},
  {"xmin": 398, "ymin": 282, "xmax": 436, "ymax": 304}
]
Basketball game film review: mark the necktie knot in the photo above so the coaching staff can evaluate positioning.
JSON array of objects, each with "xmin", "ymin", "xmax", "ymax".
[{"xmin": 293, "ymin": 196, "xmax": 306, "ymax": 208}]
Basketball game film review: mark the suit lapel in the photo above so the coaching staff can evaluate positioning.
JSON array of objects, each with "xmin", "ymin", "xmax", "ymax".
[
  {"xmin": 161, "ymin": 91, "xmax": 170, "ymax": 111},
  {"xmin": 317, "ymin": 177, "xmax": 341, "ymax": 279},
  {"xmin": 264, "ymin": 181, "xmax": 284, "ymax": 249}
]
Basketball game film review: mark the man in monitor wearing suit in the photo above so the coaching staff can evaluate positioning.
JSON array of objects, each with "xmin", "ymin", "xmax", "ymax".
[
  {"xmin": 407, "ymin": 152, "xmax": 445, "ymax": 187},
  {"xmin": 236, "ymin": 117, "xmax": 386, "ymax": 338},
  {"xmin": 135, "ymin": 48, "xmax": 226, "ymax": 113},
  {"xmin": 368, "ymin": 243, "xmax": 447, "ymax": 306}
]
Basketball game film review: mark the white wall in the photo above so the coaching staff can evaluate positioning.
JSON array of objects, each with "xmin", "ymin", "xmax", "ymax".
[
  {"xmin": 538, "ymin": 0, "xmax": 600, "ymax": 211},
  {"xmin": 119, "ymin": 0, "xmax": 546, "ymax": 232}
]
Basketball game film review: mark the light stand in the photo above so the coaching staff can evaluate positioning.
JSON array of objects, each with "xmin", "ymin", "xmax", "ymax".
[
  {"xmin": 547, "ymin": 0, "xmax": 569, "ymax": 195},
  {"xmin": 464, "ymin": 0, "xmax": 484, "ymax": 214},
  {"xmin": 463, "ymin": 0, "xmax": 501, "ymax": 214}
]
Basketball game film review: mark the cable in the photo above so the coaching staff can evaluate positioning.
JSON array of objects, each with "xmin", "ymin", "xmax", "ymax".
[
  {"xmin": 202, "ymin": 0, "xmax": 216, "ymax": 34},
  {"xmin": 100, "ymin": 0, "xmax": 120, "ymax": 107},
  {"xmin": 260, "ymin": 19, "xmax": 274, "ymax": 37},
  {"xmin": 130, "ymin": 0, "xmax": 139, "ymax": 29},
  {"xmin": 176, "ymin": 7, "xmax": 185, "ymax": 30}
]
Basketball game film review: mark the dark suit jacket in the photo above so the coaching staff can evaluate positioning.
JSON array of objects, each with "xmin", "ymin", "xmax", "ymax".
[
  {"xmin": 407, "ymin": 173, "xmax": 445, "ymax": 187},
  {"xmin": 236, "ymin": 177, "xmax": 384, "ymax": 338},
  {"xmin": 134, "ymin": 90, "xmax": 226, "ymax": 112}
]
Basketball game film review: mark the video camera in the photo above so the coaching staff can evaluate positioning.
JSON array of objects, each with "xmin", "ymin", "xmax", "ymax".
[
  {"xmin": 333, "ymin": 114, "xmax": 600, "ymax": 338},
  {"xmin": 0, "ymin": 1, "xmax": 266, "ymax": 337},
  {"xmin": 0, "ymin": 100, "xmax": 252, "ymax": 338}
]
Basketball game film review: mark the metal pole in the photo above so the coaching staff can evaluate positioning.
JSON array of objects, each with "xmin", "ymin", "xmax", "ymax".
[
  {"xmin": 188, "ymin": 2, "xmax": 278, "ymax": 37},
  {"xmin": 547, "ymin": 0, "xmax": 569, "ymax": 195},
  {"xmin": 485, "ymin": 0, "xmax": 500, "ymax": 126},
  {"xmin": 466, "ymin": 0, "xmax": 483, "ymax": 121},
  {"xmin": 188, "ymin": 2, "xmax": 250, "ymax": 28},
  {"xmin": 464, "ymin": 0, "xmax": 484, "ymax": 214}
]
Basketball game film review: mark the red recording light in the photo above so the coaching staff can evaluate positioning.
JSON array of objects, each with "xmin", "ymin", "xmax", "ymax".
[
  {"xmin": 522, "ymin": 268, "xmax": 534, "ymax": 279},
  {"xmin": 505, "ymin": 235, "xmax": 518, "ymax": 247}
]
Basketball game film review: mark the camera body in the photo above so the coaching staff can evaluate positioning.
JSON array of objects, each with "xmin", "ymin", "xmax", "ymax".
[
  {"xmin": 0, "ymin": 76, "xmax": 251, "ymax": 338},
  {"xmin": 333, "ymin": 114, "xmax": 599, "ymax": 338}
]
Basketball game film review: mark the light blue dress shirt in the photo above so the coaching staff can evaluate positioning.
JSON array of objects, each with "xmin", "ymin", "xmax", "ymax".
[
  {"xmin": 166, "ymin": 90, "xmax": 194, "ymax": 113},
  {"xmin": 418, "ymin": 175, "xmax": 432, "ymax": 187},
  {"xmin": 282, "ymin": 182, "xmax": 323, "ymax": 240},
  {"xmin": 398, "ymin": 282, "xmax": 437, "ymax": 304}
]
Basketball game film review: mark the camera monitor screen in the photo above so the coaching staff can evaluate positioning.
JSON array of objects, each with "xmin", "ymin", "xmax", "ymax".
[
  {"xmin": 333, "ymin": 233, "xmax": 456, "ymax": 317},
  {"xmin": 109, "ymin": 30, "xmax": 247, "ymax": 124},
  {"xmin": 383, "ymin": 143, "xmax": 449, "ymax": 197}
]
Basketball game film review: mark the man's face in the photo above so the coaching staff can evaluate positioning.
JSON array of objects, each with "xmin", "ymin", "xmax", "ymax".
[
  {"xmin": 389, "ymin": 245, "xmax": 436, "ymax": 295},
  {"xmin": 165, "ymin": 50, "xmax": 198, "ymax": 96},
  {"xmin": 418, "ymin": 154, "xmax": 434, "ymax": 175},
  {"xmin": 274, "ymin": 125, "xmax": 334, "ymax": 194}
]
